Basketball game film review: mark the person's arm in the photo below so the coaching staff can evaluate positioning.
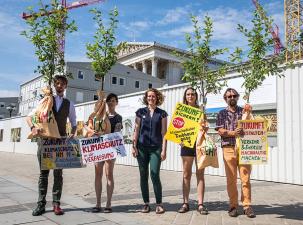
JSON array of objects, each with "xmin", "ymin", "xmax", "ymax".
[
  {"xmin": 104, "ymin": 117, "xmax": 111, "ymax": 134},
  {"xmin": 68, "ymin": 102, "xmax": 77, "ymax": 138},
  {"xmin": 132, "ymin": 116, "xmax": 141, "ymax": 157},
  {"xmin": 161, "ymin": 116, "xmax": 168, "ymax": 161},
  {"xmin": 216, "ymin": 111, "xmax": 243, "ymax": 137},
  {"xmin": 217, "ymin": 128, "xmax": 238, "ymax": 137},
  {"xmin": 26, "ymin": 109, "xmax": 40, "ymax": 136}
]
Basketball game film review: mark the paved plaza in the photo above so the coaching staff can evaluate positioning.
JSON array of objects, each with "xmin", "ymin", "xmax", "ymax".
[{"xmin": 0, "ymin": 152, "xmax": 302, "ymax": 225}]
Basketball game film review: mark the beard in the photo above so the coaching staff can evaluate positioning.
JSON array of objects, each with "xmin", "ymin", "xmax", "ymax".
[{"xmin": 229, "ymin": 99, "xmax": 237, "ymax": 107}]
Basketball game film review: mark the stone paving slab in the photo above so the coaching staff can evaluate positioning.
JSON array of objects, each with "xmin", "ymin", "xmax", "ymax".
[{"xmin": 0, "ymin": 152, "xmax": 303, "ymax": 225}]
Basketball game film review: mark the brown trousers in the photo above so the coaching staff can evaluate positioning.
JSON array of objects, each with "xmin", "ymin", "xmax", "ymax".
[{"xmin": 223, "ymin": 146, "xmax": 252, "ymax": 209}]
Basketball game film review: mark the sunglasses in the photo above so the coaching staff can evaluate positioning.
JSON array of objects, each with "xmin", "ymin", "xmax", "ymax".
[{"xmin": 226, "ymin": 95, "xmax": 238, "ymax": 99}]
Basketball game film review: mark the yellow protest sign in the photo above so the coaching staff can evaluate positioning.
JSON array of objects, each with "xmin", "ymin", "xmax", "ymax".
[
  {"xmin": 165, "ymin": 103, "xmax": 203, "ymax": 148},
  {"xmin": 237, "ymin": 120, "xmax": 268, "ymax": 165}
]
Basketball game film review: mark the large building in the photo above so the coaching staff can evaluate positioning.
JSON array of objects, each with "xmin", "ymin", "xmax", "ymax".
[
  {"xmin": 19, "ymin": 62, "xmax": 164, "ymax": 116},
  {"xmin": 0, "ymin": 97, "xmax": 18, "ymax": 119},
  {"xmin": 19, "ymin": 41, "xmax": 226, "ymax": 116},
  {"xmin": 118, "ymin": 42, "xmax": 226, "ymax": 86}
]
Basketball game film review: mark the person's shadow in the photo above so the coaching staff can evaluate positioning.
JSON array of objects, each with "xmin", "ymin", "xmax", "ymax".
[{"xmin": 207, "ymin": 201, "xmax": 303, "ymax": 221}]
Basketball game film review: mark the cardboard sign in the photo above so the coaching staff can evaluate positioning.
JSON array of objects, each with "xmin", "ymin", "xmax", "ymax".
[
  {"xmin": 79, "ymin": 132, "xmax": 126, "ymax": 164},
  {"xmin": 238, "ymin": 120, "xmax": 268, "ymax": 165},
  {"xmin": 40, "ymin": 138, "xmax": 83, "ymax": 170},
  {"xmin": 165, "ymin": 103, "xmax": 203, "ymax": 148}
]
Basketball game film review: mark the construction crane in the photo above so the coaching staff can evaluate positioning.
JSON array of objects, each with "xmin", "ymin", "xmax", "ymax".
[
  {"xmin": 284, "ymin": 0, "xmax": 303, "ymax": 61},
  {"xmin": 252, "ymin": 0, "xmax": 284, "ymax": 55},
  {"xmin": 22, "ymin": 0, "xmax": 105, "ymax": 54}
]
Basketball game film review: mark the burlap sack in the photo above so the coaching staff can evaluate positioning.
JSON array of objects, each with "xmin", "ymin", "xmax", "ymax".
[
  {"xmin": 27, "ymin": 87, "xmax": 60, "ymax": 139},
  {"xmin": 196, "ymin": 131, "xmax": 219, "ymax": 169},
  {"xmin": 196, "ymin": 118, "xmax": 219, "ymax": 169},
  {"xmin": 83, "ymin": 90, "xmax": 110, "ymax": 137}
]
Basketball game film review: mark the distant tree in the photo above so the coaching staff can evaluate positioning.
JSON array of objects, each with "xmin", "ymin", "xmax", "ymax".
[
  {"xmin": 21, "ymin": 0, "xmax": 77, "ymax": 85},
  {"xmin": 86, "ymin": 7, "xmax": 126, "ymax": 91},
  {"xmin": 177, "ymin": 15, "xmax": 228, "ymax": 112}
]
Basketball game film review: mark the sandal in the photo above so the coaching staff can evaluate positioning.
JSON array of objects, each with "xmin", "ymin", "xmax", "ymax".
[
  {"xmin": 178, "ymin": 203, "xmax": 189, "ymax": 213},
  {"xmin": 197, "ymin": 204, "xmax": 208, "ymax": 215},
  {"xmin": 141, "ymin": 204, "xmax": 150, "ymax": 213},
  {"xmin": 91, "ymin": 207, "xmax": 101, "ymax": 213},
  {"xmin": 104, "ymin": 207, "xmax": 112, "ymax": 213},
  {"xmin": 156, "ymin": 205, "xmax": 165, "ymax": 214}
]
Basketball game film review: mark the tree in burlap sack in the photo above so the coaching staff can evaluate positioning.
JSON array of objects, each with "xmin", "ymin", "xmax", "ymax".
[
  {"xmin": 21, "ymin": 0, "xmax": 77, "ymax": 139},
  {"xmin": 85, "ymin": 7, "xmax": 125, "ymax": 135},
  {"xmin": 176, "ymin": 15, "xmax": 229, "ymax": 169},
  {"xmin": 83, "ymin": 90, "xmax": 111, "ymax": 137}
]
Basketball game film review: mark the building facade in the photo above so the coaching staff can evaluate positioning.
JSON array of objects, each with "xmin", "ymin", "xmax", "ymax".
[
  {"xmin": 117, "ymin": 42, "xmax": 226, "ymax": 86},
  {"xmin": 19, "ymin": 62, "xmax": 164, "ymax": 116}
]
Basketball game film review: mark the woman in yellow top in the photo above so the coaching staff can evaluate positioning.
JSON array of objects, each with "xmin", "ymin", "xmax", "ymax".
[{"xmin": 178, "ymin": 87, "xmax": 208, "ymax": 215}]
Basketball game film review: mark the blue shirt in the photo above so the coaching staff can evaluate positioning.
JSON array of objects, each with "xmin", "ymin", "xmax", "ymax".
[{"xmin": 136, "ymin": 107, "xmax": 168, "ymax": 147}]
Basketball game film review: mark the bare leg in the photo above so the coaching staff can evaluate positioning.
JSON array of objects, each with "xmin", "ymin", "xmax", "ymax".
[
  {"xmin": 182, "ymin": 156, "xmax": 195, "ymax": 204},
  {"xmin": 95, "ymin": 162, "xmax": 104, "ymax": 208},
  {"xmin": 104, "ymin": 159, "xmax": 115, "ymax": 208},
  {"xmin": 196, "ymin": 167, "xmax": 205, "ymax": 205}
]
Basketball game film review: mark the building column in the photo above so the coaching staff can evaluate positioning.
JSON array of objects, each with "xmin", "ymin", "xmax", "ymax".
[
  {"xmin": 133, "ymin": 63, "xmax": 138, "ymax": 70},
  {"xmin": 142, "ymin": 60, "xmax": 147, "ymax": 74},
  {"xmin": 151, "ymin": 58, "xmax": 158, "ymax": 78}
]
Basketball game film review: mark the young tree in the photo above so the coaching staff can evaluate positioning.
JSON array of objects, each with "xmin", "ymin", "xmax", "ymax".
[
  {"xmin": 230, "ymin": 5, "xmax": 290, "ymax": 103},
  {"xmin": 21, "ymin": 0, "xmax": 77, "ymax": 86},
  {"xmin": 86, "ymin": 7, "xmax": 126, "ymax": 91},
  {"xmin": 178, "ymin": 15, "xmax": 229, "ymax": 112}
]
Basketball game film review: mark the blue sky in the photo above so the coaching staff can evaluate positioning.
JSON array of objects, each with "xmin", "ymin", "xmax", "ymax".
[{"xmin": 0, "ymin": 0, "xmax": 284, "ymax": 97}]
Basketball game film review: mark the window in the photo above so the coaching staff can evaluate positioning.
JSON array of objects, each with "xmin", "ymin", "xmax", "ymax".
[
  {"xmin": 10, "ymin": 128, "xmax": 21, "ymax": 142},
  {"xmin": 148, "ymin": 83, "xmax": 153, "ymax": 88},
  {"xmin": 32, "ymin": 90, "xmax": 37, "ymax": 98},
  {"xmin": 0, "ymin": 102, "xmax": 5, "ymax": 108},
  {"xmin": 94, "ymin": 95, "xmax": 98, "ymax": 100},
  {"xmin": 119, "ymin": 78, "xmax": 125, "ymax": 86},
  {"xmin": 112, "ymin": 76, "xmax": 117, "ymax": 84},
  {"xmin": 78, "ymin": 70, "xmax": 84, "ymax": 79},
  {"xmin": 0, "ymin": 129, "xmax": 3, "ymax": 142},
  {"xmin": 135, "ymin": 81, "xmax": 140, "ymax": 88},
  {"xmin": 76, "ymin": 92, "xmax": 84, "ymax": 102}
]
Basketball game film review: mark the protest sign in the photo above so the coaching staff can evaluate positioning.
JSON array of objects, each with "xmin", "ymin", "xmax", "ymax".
[
  {"xmin": 40, "ymin": 137, "xmax": 83, "ymax": 170},
  {"xmin": 165, "ymin": 103, "xmax": 203, "ymax": 148},
  {"xmin": 238, "ymin": 120, "xmax": 268, "ymax": 164},
  {"xmin": 79, "ymin": 132, "xmax": 126, "ymax": 164}
]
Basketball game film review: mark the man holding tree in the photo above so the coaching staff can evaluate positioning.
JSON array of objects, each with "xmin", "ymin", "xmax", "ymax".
[
  {"xmin": 215, "ymin": 88, "xmax": 255, "ymax": 218},
  {"xmin": 26, "ymin": 75, "xmax": 77, "ymax": 216}
]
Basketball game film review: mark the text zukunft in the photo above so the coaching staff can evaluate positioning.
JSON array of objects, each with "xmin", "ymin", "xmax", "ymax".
[{"xmin": 238, "ymin": 120, "xmax": 268, "ymax": 165}]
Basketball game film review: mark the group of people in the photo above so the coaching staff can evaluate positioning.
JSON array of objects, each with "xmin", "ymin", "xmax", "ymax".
[{"xmin": 26, "ymin": 75, "xmax": 255, "ymax": 218}]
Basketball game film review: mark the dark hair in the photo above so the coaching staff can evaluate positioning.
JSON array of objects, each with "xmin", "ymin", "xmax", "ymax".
[
  {"xmin": 223, "ymin": 88, "xmax": 239, "ymax": 100},
  {"xmin": 142, "ymin": 88, "xmax": 165, "ymax": 106},
  {"xmin": 106, "ymin": 93, "xmax": 118, "ymax": 102},
  {"xmin": 183, "ymin": 87, "xmax": 199, "ymax": 107},
  {"xmin": 53, "ymin": 75, "xmax": 68, "ymax": 85}
]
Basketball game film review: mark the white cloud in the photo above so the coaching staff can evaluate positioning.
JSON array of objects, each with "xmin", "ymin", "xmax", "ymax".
[
  {"xmin": 156, "ymin": 25, "xmax": 193, "ymax": 38},
  {"xmin": 158, "ymin": 7, "xmax": 190, "ymax": 25},
  {"xmin": 120, "ymin": 20, "xmax": 151, "ymax": 40},
  {"xmin": 0, "ymin": 90, "xmax": 19, "ymax": 97},
  {"xmin": 0, "ymin": 11, "xmax": 25, "ymax": 39},
  {"xmin": 129, "ymin": 21, "xmax": 150, "ymax": 29}
]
